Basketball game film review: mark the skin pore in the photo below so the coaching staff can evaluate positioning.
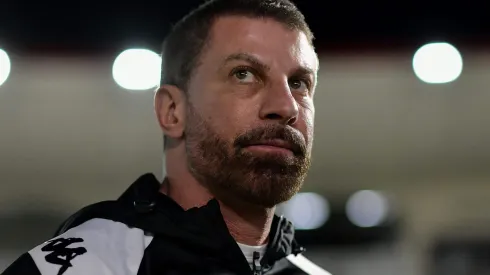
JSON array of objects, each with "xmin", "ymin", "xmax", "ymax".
[{"xmin": 155, "ymin": 15, "xmax": 318, "ymax": 245}]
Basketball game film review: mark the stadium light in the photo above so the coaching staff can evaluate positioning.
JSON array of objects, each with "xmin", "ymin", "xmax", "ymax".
[
  {"xmin": 112, "ymin": 49, "xmax": 161, "ymax": 91},
  {"xmin": 413, "ymin": 42, "xmax": 463, "ymax": 84},
  {"xmin": 280, "ymin": 192, "xmax": 330, "ymax": 230},
  {"xmin": 346, "ymin": 190, "xmax": 390, "ymax": 228},
  {"xmin": 0, "ymin": 49, "xmax": 11, "ymax": 87}
]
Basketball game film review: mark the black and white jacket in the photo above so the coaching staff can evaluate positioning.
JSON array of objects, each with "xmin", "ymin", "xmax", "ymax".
[{"xmin": 3, "ymin": 174, "xmax": 331, "ymax": 275}]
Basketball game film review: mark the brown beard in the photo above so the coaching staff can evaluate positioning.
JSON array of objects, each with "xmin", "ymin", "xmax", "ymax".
[{"xmin": 184, "ymin": 103, "xmax": 311, "ymax": 208}]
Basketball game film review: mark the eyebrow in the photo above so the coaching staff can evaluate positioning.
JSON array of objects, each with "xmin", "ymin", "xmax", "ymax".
[
  {"xmin": 222, "ymin": 53, "xmax": 271, "ymax": 73},
  {"xmin": 291, "ymin": 66, "xmax": 316, "ymax": 80}
]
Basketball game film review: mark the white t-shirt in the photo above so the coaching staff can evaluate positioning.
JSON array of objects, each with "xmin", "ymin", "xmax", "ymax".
[{"xmin": 237, "ymin": 242, "xmax": 268, "ymax": 270}]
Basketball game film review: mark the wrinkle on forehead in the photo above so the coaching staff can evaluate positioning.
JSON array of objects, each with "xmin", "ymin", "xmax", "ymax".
[{"xmin": 207, "ymin": 16, "xmax": 318, "ymax": 74}]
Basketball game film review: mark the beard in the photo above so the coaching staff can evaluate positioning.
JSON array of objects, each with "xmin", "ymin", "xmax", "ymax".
[{"xmin": 184, "ymin": 103, "xmax": 312, "ymax": 208}]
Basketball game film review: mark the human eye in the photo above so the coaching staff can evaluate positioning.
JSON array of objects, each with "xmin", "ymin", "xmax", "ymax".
[
  {"xmin": 288, "ymin": 78, "xmax": 310, "ymax": 94},
  {"xmin": 231, "ymin": 66, "xmax": 257, "ymax": 83}
]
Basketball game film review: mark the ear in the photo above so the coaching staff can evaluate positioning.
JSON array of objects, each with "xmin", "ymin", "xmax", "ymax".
[{"xmin": 154, "ymin": 85, "xmax": 186, "ymax": 141}]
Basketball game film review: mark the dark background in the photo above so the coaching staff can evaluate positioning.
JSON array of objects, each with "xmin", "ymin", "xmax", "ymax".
[{"xmin": 1, "ymin": 0, "xmax": 489, "ymax": 55}]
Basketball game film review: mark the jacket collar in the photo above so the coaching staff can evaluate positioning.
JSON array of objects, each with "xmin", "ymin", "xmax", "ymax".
[{"xmin": 118, "ymin": 173, "xmax": 304, "ymax": 268}]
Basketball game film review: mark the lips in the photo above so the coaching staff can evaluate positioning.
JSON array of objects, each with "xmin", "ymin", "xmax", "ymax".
[
  {"xmin": 251, "ymin": 139, "xmax": 292, "ymax": 149},
  {"xmin": 245, "ymin": 139, "xmax": 295, "ymax": 152},
  {"xmin": 234, "ymin": 126, "xmax": 306, "ymax": 157}
]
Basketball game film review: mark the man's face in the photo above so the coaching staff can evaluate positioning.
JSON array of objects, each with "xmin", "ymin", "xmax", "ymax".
[{"xmin": 184, "ymin": 16, "xmax": 318, "ymax": 208}]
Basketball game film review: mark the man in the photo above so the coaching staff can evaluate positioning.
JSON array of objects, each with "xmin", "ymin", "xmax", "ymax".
[{"xmin": 3, "ymin": 0, "xmax": 330, "ymax": 274}]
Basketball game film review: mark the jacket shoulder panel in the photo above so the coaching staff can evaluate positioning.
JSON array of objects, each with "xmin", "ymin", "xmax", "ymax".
[
  {"xmin": 28, "ymin": 218, "xmax": 153, "ymax": 275},
  {"xmin": 285, "ymin": 254, "xmax": 332, "ymax": 275}
]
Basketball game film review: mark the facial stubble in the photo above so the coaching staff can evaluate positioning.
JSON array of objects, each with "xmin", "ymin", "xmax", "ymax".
[{"xmin": 184, "ymin": 103, "xmax": 311, "ymax": 208}]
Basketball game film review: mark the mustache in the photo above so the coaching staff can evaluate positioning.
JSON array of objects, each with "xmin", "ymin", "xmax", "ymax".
[{"xmin": 233, "ymin": 125, "xmax": 307, "ymax": 156}]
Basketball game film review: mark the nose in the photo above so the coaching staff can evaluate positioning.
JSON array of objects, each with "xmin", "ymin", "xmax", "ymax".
[{"xmin": 259, "ymin": 81, "xmax": 299, "ymax": 125}]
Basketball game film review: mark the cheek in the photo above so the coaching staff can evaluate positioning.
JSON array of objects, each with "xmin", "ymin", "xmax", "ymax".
[
  {"xmin": 201, "ymin": 100, "xmax": 254, "ymax": 140},
  {"xmin": 300, "ymin": 103, "xmax": 315, "ymax": 144}
]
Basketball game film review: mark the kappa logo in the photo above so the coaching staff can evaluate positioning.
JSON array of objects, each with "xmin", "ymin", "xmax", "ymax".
[{"xmin": 41, "ymin": 237, "xmax": 87, "ymax": 275}]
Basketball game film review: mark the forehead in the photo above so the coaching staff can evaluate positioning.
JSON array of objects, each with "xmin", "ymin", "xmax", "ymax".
[{"xmin": 202, "ymin": 15, "xmax": 318, "ymax": 72}]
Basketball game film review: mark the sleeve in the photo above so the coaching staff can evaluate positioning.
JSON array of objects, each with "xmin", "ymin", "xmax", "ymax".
[{"xmin": 2, "ymin": 253, "xmax": 43, "ymax": 275}]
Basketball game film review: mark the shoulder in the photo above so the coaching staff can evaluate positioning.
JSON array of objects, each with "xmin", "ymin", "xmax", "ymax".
[
  {"xmin": 28, "ymin": 218, "xmax": 154, "ymax": 275},
  {"xmin": 3, "ymin": 199, "xmax": 155, "ymax": 275},
  {"xmin": 4, "ymin": 218, "xmax": 154, "ymax": 275},
  {"xmin": 3, "ymin": 175, "xmax": 162, "ymax": 275}
]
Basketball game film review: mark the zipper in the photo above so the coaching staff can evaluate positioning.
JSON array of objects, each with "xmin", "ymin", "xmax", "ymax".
[{"xmin": 252, "ymin": 251, "xmax": 262, "ymax": 275}]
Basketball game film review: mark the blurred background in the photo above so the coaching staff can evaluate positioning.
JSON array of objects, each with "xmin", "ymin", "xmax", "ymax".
[{"xmin": 1, "ymin": 1, "xmax": 490, "ymax": 274}]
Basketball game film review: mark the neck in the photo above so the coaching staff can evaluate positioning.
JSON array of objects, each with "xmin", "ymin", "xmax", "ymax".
[
  {"xmin": 160, "ymin": 155, "xmax": 275, "ymax": 245},
  {"xmin": 219, "ymin": 200, "xmax": 275, "ymax": 245}
]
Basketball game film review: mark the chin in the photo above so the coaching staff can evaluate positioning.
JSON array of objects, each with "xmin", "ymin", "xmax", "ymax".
[{"xmin": 229, "ymin": 175, "xmax": 305, "ymax": 208}]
